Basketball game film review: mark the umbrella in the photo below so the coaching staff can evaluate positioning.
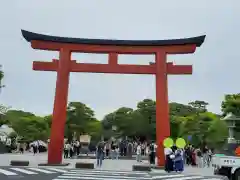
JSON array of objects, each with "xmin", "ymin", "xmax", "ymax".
[{"xmin": 30, "ymin": 140, "xmax": 47, "ymax": 147}]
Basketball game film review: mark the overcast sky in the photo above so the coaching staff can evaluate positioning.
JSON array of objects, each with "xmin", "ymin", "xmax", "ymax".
[{"xmin": 0, "ymin": 0, "xmax": 239, "ymax": 119}]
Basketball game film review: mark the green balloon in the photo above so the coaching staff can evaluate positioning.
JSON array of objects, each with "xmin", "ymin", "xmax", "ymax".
[
  {"xmin": 163, "ymin": 137, "xmax": 174, "ymax": 148},
  {"xmin": 176, "ymin": 138, "xmax": 186, "ymax": 148}
]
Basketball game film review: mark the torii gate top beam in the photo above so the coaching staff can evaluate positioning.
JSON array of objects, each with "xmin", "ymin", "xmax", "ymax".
[{"xmin": 21, "ymin": 30, "xmax": 205, "ymax": 54}]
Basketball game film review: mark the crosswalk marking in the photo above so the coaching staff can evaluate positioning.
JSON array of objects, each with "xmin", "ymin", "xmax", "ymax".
[
  {"xmin": 10, "ymin": 167, "xmax": 38, "ymax": 174},
  {"xmin": 57, "ymin": 174, "xmax": 150, "ymax": 179},
  {"xmin": 46, "ymin": 168, "xmax": 68, "ymax": 173},
  {"xmin": 64, "ymin": 172, "xmax": 140, "ymax": 176},
  {"xmin": 56, "ymin": 176, "xmax": 147, "ymax": 180},
  {"xmin": 70, "ymin": 169, "xmax": 147, "ymax": 175},
  {"xmin": 0, "ymin": 168, "xmax": 18, "ymax": 176},
  {"xmin": 152, "ymin": 174, "xmax": 185, "ymax": 179},
  {"xmin": 67, "ymin": 170, "xmax": 149, "ymax": 176},
  {"xmin": 28, "ymin": 167, "xmax": 56, "ymax": 174},
  {"xmin": 163, "ymin": 176, "xmax": 205, "ymax": 180},
  {"xmin": 0, "ymin": 167, "xmax": 67, "ymax": 176},
  {"xmin": 0, "ymin": 167, "xmax": 226, "ymax": 180},
  {"xmin": 55, "ymin": 169, "xmax": 151, "ymax": 180},
  {"xmin": 54, "ymin": 169, "xmax": 227, "ymax": 180}
]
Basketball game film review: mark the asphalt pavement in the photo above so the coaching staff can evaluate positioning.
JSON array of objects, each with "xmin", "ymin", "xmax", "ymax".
[
  {"xmin": 0, "ymin": 167, "xmax": 66, "ymax": 180},
  {"xmin": 0, "ymin": 153, "xmax": 227, "ymax": 180},
  {"xmin": 0, "ymin": 167, "xmax": 226, "ymax": 180}
]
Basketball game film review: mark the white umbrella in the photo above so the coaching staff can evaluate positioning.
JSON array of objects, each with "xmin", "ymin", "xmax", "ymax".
[{"xmin": 30, "ymin": 140, "xmax": 47, "ymax": 147}]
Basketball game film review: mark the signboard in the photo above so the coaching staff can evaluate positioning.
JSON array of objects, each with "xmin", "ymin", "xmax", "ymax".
[{"xmin": 79, "ymin": 134, "xmax": 91, "ymax": 143}]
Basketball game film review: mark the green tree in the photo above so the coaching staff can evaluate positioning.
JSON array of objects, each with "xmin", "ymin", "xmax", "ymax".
[
  {"xmin": 206, "ymin": 118, "xmax": 228, "ymax": 148},
  {"xmin": 65, "ymin": 102, "xmax": 101, "ymax": 141},
  {"xmin": 221, "ymin": 93, "xmax": 240, "ymax": 139},
  {"xmin": 43, "ymin": 115, "xmax": 52, "ymax": 128},
  {"xmin": 188, "ymin": 100, "xmax": 209, "ymax": 113},
  {"xmin": 0, "ymin": 65, "xmax": 4, "ymax": 91},
  {"xmin": 2, "ymin": 110, "xmax": 50, "ymax": 142},
  {"xmin": 0, "ymin": 105, "xmax": 10, "ymax": 126},
  {"xmin": 11, "ymin": 116, "xmax": 49, "ymax": 142},
  {"xmin": 169, "ymin": 102, "xmax": 202, "ymax": 139},
  {"xmin": 170, "ymin": 102, "xmax": 199, "ymax": 117}
]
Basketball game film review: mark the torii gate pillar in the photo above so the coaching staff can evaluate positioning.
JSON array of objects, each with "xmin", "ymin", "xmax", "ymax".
[{"xmin": 21, "ymin": 30, "xmax": 205, "ymax": 166}]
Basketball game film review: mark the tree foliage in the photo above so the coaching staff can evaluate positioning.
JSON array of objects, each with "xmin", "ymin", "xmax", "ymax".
[
  {"xmin": 0, "ymin": 93, "xmax": 237, "ymax": 149},
  {"xmin": 0, "ymin": 65, "xmax": 4, "ymax": 90},
  {"xmin": 221, "ymin": 93, "xmax": 240, "ymax": 139},
  {"xmin": 101, "ymin": 99, "xmax": 228, "ymax": 147}
]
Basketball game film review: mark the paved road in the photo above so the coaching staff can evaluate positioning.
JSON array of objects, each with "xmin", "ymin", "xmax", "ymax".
[
  {"xmin": 0, "ymin": 167, "xmax": 226, "ymax": 180},
  {"xmin": 0, "ymin": 166, "xmax": 66, "ymax": 180},
  {"xmin": 0, "ymin": 153, "xmax": 226, "ymax": 179},
  {"xmin": 53, "ymin": 169, "xmax": 225, "ymax": 180}
]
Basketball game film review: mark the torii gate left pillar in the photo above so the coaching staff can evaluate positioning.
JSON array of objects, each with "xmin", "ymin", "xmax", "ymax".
[{"xmin": 21, "ymin": 30, "xmax": 205, "ymax": 166}]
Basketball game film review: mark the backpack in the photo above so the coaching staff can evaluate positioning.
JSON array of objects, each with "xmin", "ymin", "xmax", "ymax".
[
  {"xmin": 97, "ymin": 143, "xmax": 104, "ymax": 153},
  {"xmin": 197, "ymin": 150, "xmax": 202, "ymax": 157},
  {"xmin": 150, "ymin": 144, "xmax": 154, "ymax": 152}
]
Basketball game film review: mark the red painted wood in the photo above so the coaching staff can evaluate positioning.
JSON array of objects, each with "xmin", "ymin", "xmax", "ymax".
[
  {"xmin": 155, "ymin": 51, "xmax": 170, "ymax": 166},
  {"xmin": 31, "ymin": 40, "xmax": 196, "ymax": 54},
  {"xmin": 108, "ymin": 53, "xmax": 118, "ymax": 65},
  {"xmin": 33, "ymin": 61, "xmax": 192, "ymax": 74},
  {"xmin": 47, "ymin": 49, "xmax": 71, "ymax": 164},
  {"xmin": 29, "ymin": 39, "xmax": 199, "ymax": 165}
]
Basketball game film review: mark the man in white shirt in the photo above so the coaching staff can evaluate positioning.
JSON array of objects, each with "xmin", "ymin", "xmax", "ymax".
[
  {"xmin": 164, "ymin": 147, "xmax": 174, "ymax": 172},
  {"xmin": 136, "ymin": 143, "xmax": 142, "ymax": 162}
]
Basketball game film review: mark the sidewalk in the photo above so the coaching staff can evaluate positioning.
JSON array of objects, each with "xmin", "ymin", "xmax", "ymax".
[
  {"xmin": 0, "ymin": 153, "xmax": 215, "ymax": 176},
  {"xmin": 0, "ymin": 153, "xmax": 143, "ymax": 170}
]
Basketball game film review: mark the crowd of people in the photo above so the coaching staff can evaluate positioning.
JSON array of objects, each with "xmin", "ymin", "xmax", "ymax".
[
  {"xmin": 185, "ymin": 145, "xmax": 213, "ymax": 168},
  {"xmin": 94, "ymin": 139, "xmax": 158, "ymax": 167},
  {"xmin": 164, "ymin": 144, "xmax": 213, "ymax": 173},
  {"xmin": 63, "ymin": 138, "xmax": 213, "ymax": 171},
  {"xmin": 63, "ymin": 140, "xmax": 81, "ymax": 158}
]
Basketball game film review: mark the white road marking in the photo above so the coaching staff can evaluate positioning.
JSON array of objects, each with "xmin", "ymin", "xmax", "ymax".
[
  {"xmin": 70, "ymin": 169, "xmax": 147, "ymax": 175},
  {"xmin": 152, "ymin": 174, "xmax": 186, "ymax": 179},
  {"xmin": 45, "ymin": 167, "xmax": 68, "ymax": 173},
  {"xmin": 10, "ymin": 167, "xmax": 38, "ymax": 174},
  {"xmin": 0, "ymin": 168, "xmax": 18, "ymax": 176},
  {"xmin": 28, "ymin": 167, "xmax": 56, "ymax": 174},
  {"xmin": 56, "ymin": 176, "xmax": 149, "ymax": 180},
  {"xmin": 202, "ymin": 179, "xmax": 224, "ymax": 180},
  {"xmin": 163, "ymin": 176, "xmax": 205, "ymax": 180}
]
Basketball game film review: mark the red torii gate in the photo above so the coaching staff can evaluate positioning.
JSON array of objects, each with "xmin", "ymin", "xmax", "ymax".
[{"xmin": 21, "ymin": 30, "xmax": 205, "ymax": 166}]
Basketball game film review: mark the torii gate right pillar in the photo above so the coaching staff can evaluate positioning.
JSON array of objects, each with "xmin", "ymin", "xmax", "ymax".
[{"xmin": 155, "ymin": 51, "xmax": 170, "ymax": 166}]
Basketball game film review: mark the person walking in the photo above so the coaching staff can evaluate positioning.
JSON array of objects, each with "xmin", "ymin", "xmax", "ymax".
[
  {"xmin": 136, "ymin": 143, "xmax": 142, "ymax": 162},
  {"xmin": 63, "ymin": 142, "xmax": 70, "ymax": 158},
  {"xmin": 96, "ymin": 141, "xmax": 104, "ymax": 167},
  {"xmin": 164, "ymin": 147, "xmax": 174, "ymax": 173},
  {"xmin": 149, "ymin": 142, "xmax": 156, "ymax": 165},
  {"xmin": 195, "ymin": 148, "xmax": 203, "ymax": 168}
]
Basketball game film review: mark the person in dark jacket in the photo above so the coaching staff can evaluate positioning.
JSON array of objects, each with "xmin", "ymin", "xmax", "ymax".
[{"xmin": 96, "ymin": 141, "xmax": 104, "ymax": 167}]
